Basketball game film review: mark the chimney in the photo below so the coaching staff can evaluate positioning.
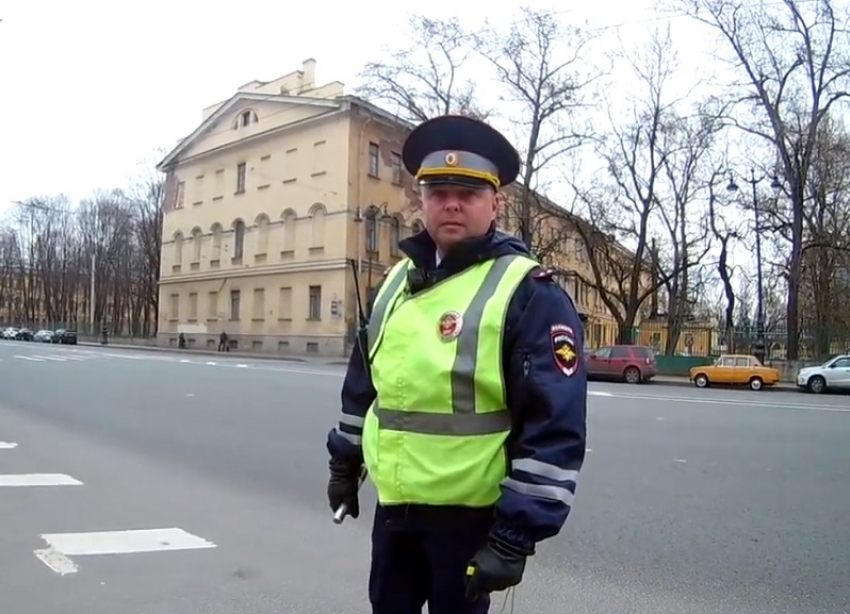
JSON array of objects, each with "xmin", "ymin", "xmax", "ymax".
[{"xmin": 301, "ymin": 58, "xmax": 316, "ymax": 92}]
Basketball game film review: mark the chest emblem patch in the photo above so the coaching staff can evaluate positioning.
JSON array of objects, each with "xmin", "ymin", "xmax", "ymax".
[{"xmin": 438, "ymin": 311, "xmax": 463, "ymax": 341}]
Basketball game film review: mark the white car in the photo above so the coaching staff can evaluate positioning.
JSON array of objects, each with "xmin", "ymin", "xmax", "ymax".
[{"xmin": 796, "ymin": 355, "xmax": 850, "ymax": 393}]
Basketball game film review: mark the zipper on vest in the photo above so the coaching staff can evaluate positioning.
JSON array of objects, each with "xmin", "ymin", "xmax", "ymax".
[{"xmin": 522, "ymin": 352, "xmax": 531, "ymax": 379}]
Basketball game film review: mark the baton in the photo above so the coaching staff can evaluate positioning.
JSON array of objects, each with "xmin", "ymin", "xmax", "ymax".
[{"xmin": 332, "ymin": 466, "xmax": 368, "ymax": 524}]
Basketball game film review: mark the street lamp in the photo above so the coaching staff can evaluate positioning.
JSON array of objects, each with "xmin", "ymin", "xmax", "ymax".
[{"xmin": 726, "ymin": 168, "xmax": 782, "ymax": 363}]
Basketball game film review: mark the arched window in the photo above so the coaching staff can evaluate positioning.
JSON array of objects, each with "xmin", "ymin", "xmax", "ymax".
[
  {"xmin": 309, "ymin": 203, "xmax": 326, "ymax": 248},
  {"xmin": 281, "ymin": 209, "xmax": 297, "ymax": 252},
  {"xmin": 233, "ymin": 109, "xmax": 258, "ymax": 129},
  {"xmin": 232, "ymin": 220, "xmax": 245, "ymax": 260},
  {"xmin": 365, "ymin": 206, "xmax": 380, "ymax": 253},
  {"xmin": 390, "ymin": 217, "xmax": 401, "ymax": 256},
  {"xmin": 191, "ymin": 227, "xmax": 202, "ymax": 262},
  {"xmin": 255, "ymin": 214, "xmax": 270, "ymax": 254},
  {"xmin": 211, "ymin": 223, "xmax": 223, "ymax": 261}
]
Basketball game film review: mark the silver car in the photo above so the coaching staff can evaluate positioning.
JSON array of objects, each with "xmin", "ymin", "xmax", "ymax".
[{"xmin": 796, "ymin": 355, "xmax": 850, "ymax": 393}]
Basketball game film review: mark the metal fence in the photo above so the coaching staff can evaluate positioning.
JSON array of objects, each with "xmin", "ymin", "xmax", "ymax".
[{"xmin": 620, "ymin": 320, "xmax": 850, "ymax": 361}]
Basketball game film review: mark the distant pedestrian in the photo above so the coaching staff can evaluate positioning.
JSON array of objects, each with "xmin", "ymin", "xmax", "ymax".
[
  {"xmin": 178, "ymin": 332, "xmax": 186, "ymax": 349},
  {"xmin": 218, "ymin": 331, "xmax": 229, "ymax": 352}
]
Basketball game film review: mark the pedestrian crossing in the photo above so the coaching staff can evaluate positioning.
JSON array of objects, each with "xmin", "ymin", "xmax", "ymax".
[{"xmin": 0, "ymin": 436, "xmax": 217, "ymax": 576}]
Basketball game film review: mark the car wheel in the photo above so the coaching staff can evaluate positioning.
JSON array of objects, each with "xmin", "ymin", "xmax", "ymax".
[
  {"xmin": 623, "ymin": 366, "xmax": 641, "ymax": 384},
  {"xmin": 749, "ymin": 377, "xmax": 764, "ymax": 391},
  {"xmin": 694, "ymin": 374, "xmax": 709, "ymax": 388},
  {"xmin": 807, "ymin": 375, "xmax": 826, "ymax": 394}
]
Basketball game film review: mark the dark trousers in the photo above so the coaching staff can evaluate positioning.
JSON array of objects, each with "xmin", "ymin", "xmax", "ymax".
[{"xmin": 369, "ymin": 504, "xmax": 493, "ymax": 614}]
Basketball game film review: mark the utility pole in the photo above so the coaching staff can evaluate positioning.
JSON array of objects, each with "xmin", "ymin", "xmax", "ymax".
[{"xmin": 89, "ymin": 250, "xmax": 96, "ymax": 333}]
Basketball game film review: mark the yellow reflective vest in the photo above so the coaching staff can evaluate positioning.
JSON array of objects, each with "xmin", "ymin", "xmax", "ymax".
[{"xmin": 362, "ymin": 254, "xmax": 539, "ymax": 507}]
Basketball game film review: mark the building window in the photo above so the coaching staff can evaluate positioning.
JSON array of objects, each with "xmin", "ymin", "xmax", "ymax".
[
  {"xmin": 236, "ymin": 162, "xmax": 246, "ymax": 194},
  {"xmin": 368, "ymin": 142, "xmax": 380, "ymax": 178},
  {"xmin": 391, "ymin": 152, "xmax": 402, "ymax": 184},
  {"xmin": 240, "ymin": 111, "xmax": 252, "ymax": 127},
  {"xmin": 365, "ymin": 206, "xmax": 380, "ymax": 253},
  {"xmin": 176, "ymin": 181, "xmax": 185, "ymax": 208},
  {"xmin": 188, "ymin": 293, "xmax": 198, "ymax": 320},
  {"xmin": 229, "ymin": 290, "xmax": 241, "ymax": 321},
  {"xmin": 390, "ymin": 217, "xmax": 401, "ymax": 256},
  {"xmin": 232, "ymin": 220, "xmax": 245, "ymax": 261},
  {"xmin": 169, "ymin": 294, "xmax": 179, "ymax": 319},
  {"xmin": 308, "ymin": 285, "xmax": 322, "ymax": 320}
]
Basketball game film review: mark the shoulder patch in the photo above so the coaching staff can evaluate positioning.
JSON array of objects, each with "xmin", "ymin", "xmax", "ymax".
[
  {"xmin": 550, "ymin": 324, "xmax": 579, "ymax": 377},
  {"xmin": 531, "ymin": 267, "xmax": 557, "ymax": 280}
]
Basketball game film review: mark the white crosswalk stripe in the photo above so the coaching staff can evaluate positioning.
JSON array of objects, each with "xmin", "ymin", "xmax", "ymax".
[{"xmin": 0, "ymin": 439, "xmax": 217, "ymax": 578}]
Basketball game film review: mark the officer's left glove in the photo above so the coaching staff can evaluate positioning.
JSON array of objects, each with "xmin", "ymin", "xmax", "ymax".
[{"xmin": 464, "ymin": 534, "xmax": 531, "ymax": 599}]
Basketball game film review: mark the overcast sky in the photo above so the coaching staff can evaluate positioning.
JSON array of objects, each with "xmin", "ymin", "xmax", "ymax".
[{"xmin": 0, "ymin": 0, "xmax": 716, "ymax": 213}]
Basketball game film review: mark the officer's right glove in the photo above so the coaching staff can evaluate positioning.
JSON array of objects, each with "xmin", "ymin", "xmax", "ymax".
[{"xmin": 327, "ymin": 460, "xmax": 361, "ymax": 519}]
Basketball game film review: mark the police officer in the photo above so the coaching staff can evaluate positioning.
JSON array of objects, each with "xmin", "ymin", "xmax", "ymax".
[{"xmin": 326, "ymin": 115, "xmax": 587, "ymax": 614}]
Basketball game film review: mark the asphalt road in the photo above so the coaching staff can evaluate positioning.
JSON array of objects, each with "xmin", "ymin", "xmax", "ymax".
[{"xmin": 1, "ymin": 340, "xmax": 848, "ymax": 614}]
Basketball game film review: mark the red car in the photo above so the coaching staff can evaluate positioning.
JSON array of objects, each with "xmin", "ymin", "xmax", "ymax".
[{"xmin": 586, "ymin": 345, "xmax": 657, "ymax": 384}]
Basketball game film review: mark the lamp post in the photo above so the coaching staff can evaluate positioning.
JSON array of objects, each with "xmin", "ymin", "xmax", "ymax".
[{"xmin": 726, "ymin": 168, "xmax": 782, "ymax": 363}]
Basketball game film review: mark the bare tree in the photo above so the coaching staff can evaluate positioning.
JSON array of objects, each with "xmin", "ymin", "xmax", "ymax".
[
  {"xmin": 706, "ymin": 168, "xmax": 747, "ymax": 351},
  {"xmin": 355, "ymin": 15, "xmax": 488, "ymax": 122},
  {"xmin": 569, "ymin": 27, "xmax": 718, "ymax": 343},
  {"xmin": 798, "ymin": 118, "xmax": 850, "ymax": 355},
  {"xmin": 475, "ymin": 7, "xmax": 601, "ymax": 253},
  {"xmin": 680, "ymin": 0, "xmax": 850, "ymax": 359}
]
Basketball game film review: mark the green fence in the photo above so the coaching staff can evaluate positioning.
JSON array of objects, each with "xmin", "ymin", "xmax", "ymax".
[{"xmin": 654, "ymin": 355, "xmax": 716, "ymax": 377}]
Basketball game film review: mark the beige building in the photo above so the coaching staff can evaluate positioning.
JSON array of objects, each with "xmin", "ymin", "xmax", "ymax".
[
  {"xmin": 156, "ymin": 59, "xmax": 424, "ymax": 356},
  {"xmin": 156, "ymin": 58, "xmax": 645, "ymax": 356}
]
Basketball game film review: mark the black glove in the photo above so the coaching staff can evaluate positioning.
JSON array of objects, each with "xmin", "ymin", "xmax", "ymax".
[
  {"xmin": 327, "ymin": 461, "xmax": 361, "ymax": 519},
  {"xmin": 465, "ymin": 535, "xmax": 530, "ymax": 600}
]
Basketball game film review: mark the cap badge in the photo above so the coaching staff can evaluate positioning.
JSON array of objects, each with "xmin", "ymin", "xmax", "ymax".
[
  {"xmin": 445, "ymin": 152, "xmax": 459, "ymax": 167},
  {"xmin": 438, "ymin": 311, "xmax": 463, "ymax": 341}
]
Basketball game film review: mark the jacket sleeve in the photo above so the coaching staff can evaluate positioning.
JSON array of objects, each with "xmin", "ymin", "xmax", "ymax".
[
  {"xmin": 491, "ymin": 271, "xmax": 588, "ymax": 553},
  {"xmin": 325, "ymin": 278, "xmax": 384, "ymax": 469}
]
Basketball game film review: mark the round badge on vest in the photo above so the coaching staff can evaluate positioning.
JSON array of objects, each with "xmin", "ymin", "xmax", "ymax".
[{"xmin": 438, "ymin": 311, "xmax": 463, "ymax": 341}]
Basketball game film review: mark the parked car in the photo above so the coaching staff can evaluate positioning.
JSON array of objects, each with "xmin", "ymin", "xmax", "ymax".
[
  {"xmin": 2, "ymin": 327, "xmax": 19, "ymax": 339},
  {"xmin": 34, "ymin": 330, "xmax": 54, "ymax": 343},
  {"xmin": 689, "ymin": 354, "xmax": 781, "ymax": 391},
  {"xmin": 796, "ymin": 354, "xmax": 850, "ymax": 393},
  {"xmin": 586, "ymin": 344, "xmax": 658, "ymax": 384},
  {"xmin": 14, "ymin": 328, "xmax": 34, "ymax": 341},
  {"xmin": 51, "ymin": 329, "xmax": 78, "ymax": 345}
]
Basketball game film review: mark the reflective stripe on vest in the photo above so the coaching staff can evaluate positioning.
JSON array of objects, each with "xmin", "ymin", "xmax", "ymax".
[{"xmin": 368, "ymin": 254, "xmax": 537, "ymax": 436}]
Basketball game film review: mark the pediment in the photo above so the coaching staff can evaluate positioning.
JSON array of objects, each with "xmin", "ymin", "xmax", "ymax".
[{"xmin": 158, "ymin": 93, "xmax": 342, "ymax": 170}]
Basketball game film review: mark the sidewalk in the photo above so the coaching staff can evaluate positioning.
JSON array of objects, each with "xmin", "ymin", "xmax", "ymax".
[{"xmin": 77, "ymin": 341, "xmax": 351, "ymax": 366}]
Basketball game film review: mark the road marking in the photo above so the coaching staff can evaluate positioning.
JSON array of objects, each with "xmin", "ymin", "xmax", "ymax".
[
  {"xmin": 0, "ymin": 473, "xmax": 83, "ymax": 486},
  {"xmin": 0, "ymin": 442, "xmax": 18, "ymax": 449},
  {"xmin": 206, "ymin": 361, "xmax": 217, "ymax": 365},
  {"xmin": 236, "ymin": 364, "xmax": 248, "ymax": 368},
  {"xmin": 34, "ymin": 528, "xmax": 217, "ymax": 575},
  {"xmin": 595, "ymin": 392, "xmax": 850, "ymax": 413},
  {"xmin": 33, "ymin": 355, "xmax": 66, "ymax": 362},
  {"xmin": 674, "ymin": 459, "xmax": 687, "ymax": 463},
  {"xmin": 588, "ymin": 391, "xmax": 614, "ymax": 397},
  {"xmin": 180, "ymin": 359, "xmax": 191, "ymax": 363},
  {"xmin": 14, "ymin": 355, "xmax": 43, "ymax": 362}
]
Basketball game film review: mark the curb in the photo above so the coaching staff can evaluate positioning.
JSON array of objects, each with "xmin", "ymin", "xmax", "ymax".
[
  {"xmin": 645, "ymin": 378, "xmax": 797, "ymax": 392},
  {"xmin": 78, "ymin": 341, "xmax": 315, "ymax": 364}
]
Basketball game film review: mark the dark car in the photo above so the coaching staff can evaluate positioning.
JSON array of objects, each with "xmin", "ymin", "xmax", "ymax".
[
  {"xmin": 51, "ymin": 329, "xmax": 78, "ymax": 345},
  {"xmin": 586, "ymin": 344, "xmax": 658, "ymax": 384},
  {"xmin": 14, "ymin": 328, "xmax": 34, "ymax": 341}
]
